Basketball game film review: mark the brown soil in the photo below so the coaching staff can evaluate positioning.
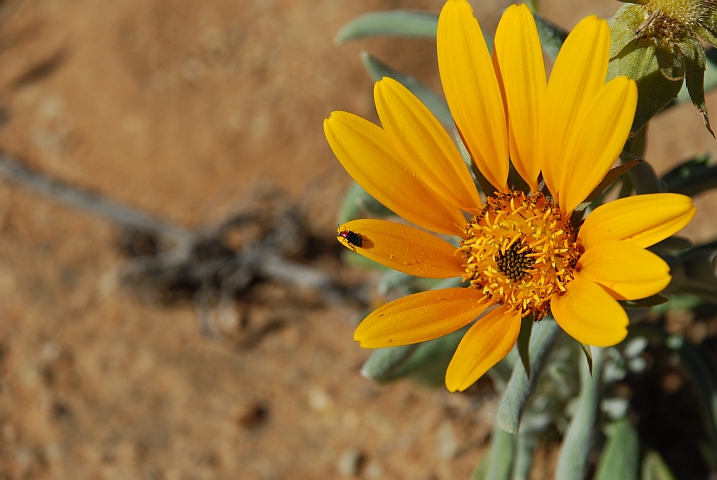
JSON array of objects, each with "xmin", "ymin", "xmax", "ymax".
[{"xmin": 0, "ymin": 0, "xmax": 714, "ymax": 479}]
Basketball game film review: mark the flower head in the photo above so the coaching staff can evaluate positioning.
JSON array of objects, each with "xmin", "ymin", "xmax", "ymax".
[
  {"xmin": 325, "ymin": 0, "xmax": 696, "ymax": 392},
  {"xmin": 610, "ymin": 0, "xmax": 717, "ymax": 134}
]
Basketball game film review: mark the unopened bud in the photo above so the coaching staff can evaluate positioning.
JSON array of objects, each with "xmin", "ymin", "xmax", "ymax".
[{"xmin": 609, "ymin": 0, "xmax": 717, "ymax": 135}]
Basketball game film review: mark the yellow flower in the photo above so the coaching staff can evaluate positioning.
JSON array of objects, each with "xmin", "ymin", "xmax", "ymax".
[{"xmin": 324, "ymin": 0, "xmax": 696, "ymax": 392}]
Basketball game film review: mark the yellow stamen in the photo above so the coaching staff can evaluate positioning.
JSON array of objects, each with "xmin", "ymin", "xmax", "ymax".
[{"xmin": 459, "ymin": 191, "xmax": 580, "ymax": 320}]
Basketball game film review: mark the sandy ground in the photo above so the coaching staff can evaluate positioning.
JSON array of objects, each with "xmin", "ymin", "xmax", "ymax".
[{"xmin": 0, "ymin": 0, "xmax": 715, "ymax": 479}]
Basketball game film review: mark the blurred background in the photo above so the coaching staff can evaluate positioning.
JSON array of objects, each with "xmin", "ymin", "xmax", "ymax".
[{"xmin": 0, "ymin": 0, "xmax": 715, "ymax": 478}]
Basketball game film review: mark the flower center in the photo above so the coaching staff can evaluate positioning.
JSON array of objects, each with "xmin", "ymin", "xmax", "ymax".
[
  {"xmin": 495, "ymin": 241, "xmax": 536, "ymax": 282},
  {"xmin": 459, "ymin": 191, "xmax": 580, "ymax": 320}
]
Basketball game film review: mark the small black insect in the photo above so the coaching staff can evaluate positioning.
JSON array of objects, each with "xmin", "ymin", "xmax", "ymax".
[{"xmin": 337, "ymin": 227, "xmax": 362, "ymax": 252}]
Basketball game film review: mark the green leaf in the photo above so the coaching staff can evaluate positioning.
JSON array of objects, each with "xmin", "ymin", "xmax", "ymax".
[
  {"xmin": 677, "ymin": 244, "xmax": 717, "ymax": 302},
  {"xmin": 608, "ymin": 5, "xmax": 684, "ymax": 135},
  {"xmin": 574, "ymin": 159, "xmax": 642, "ymax": 213},
  {"xmin": 362, "ymin": 276, "xmax": 476, "ymax": 386},
  {"xmin": 675, "ymin": 48, "xmax": 717, "ymax": 108},
  {"xmin": 361, "ymin": 344, "xmax": 420, "ymax": 382},
  {"xmin": 662, "ymin": 153, "xmax": 717, "ymax": 197},
  {"xmin": 649, "ymin": 236, "xmax": 693, "ymax": 254},
  {"xmin": 594, "ymin": 420, "xmax": 640, "ymax": 480},
  {"xmin": 496, "ymin": 320, "xmax": 562, "ymax": 434},
  {"xmin": 512, "ymin": 434, "xmax": 539, "ymax": 480},
  {"xmin": 610, "ymin": 5, "xmax": 641, "ymax": 57},
  {"xmin": 661, "ymin": 152, "xmax": 711, "ymax": 183},
  {"xmin": 364, "ymin": 327, "xmax": 469, "ymax": 387},
  {"xmin": 619, "ymin": 173, "xmax": 635, "ymax": 198},
  {"xmin": 486, "ymin": 428, "xmax": 516, "ymax": 480},
  {"xmin": 555, "ymin": 347, "xmax": 604, "ymax": 480},
  {"xmin": 525, "ymin": 0, "xmax": 540, "ymax": 12},
  {"xmin": 360, "ymin": 52, "xmax": 454, "ymax": 129},
  {"xmin": 533, "ymin": 13, "xmax": 567, "ymax": 60},
  {"xmin": 597, "ymin": 425, "xmax": 640, "ymax": 475},
  {"xmin": 627, "ymin": 159, "xmax": 666, "ymax": 194},
  {"xmin": 334, "ymin": 10, "xmax": 438, "ymax": 44},
  {"xmin": 377, "ymin": 270, "xmax": 416, "ymax": 295},
  {"xmin": 390, "ymin": 327, "xmax": 467, "ymax": 387},
  {"xmin": 620, "ymin": 294, "xmax": 670, "ymax": 309},
  {"xmin": 337, "ymin": 180, "xmax": 393, "ymax": 225},
  {"xmin": 471, "ymin": 453, "xmax": 490, "ymax": 480},
  {"xmin": 517, "ymin": 317, "xmax": 534, "ymax": 378},
  {"xmin": 641, "ymin": 450, "xmax": 677, "ymax": 480},
  {"xmin": 683, "ymin": 38, "xmax": 714, "ymax": 136},
  {"xmin": 695, "ymin": 21, "xmax": 717, "ymax": 49},
  {"xmin": 508, "ymin": 162, "xmax": 531, "ymax": 194},
  {"xmin": 624, "ymin": 124, "xmax": 648, "ymax": 158},
  {"xmin": 487, "ymin": 355, "xmax": 518, "ymax": 393},
  {"xmin": 471, "ymin": 158, "xmax": 499, "ymax": 197},
  {"xmin": 342, "ymin": 249, "xmax": 387, "ymax": 271},
  {"xmin": 579, "ymin": 342, "xmax": 593, "ymax": 375}
]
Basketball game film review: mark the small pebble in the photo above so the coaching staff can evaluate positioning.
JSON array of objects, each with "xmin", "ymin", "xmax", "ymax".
[
  {"xmin": 237, "ymin": 401, "xmax": 269, "ymax": 430},
  {"xmin": 337, "ymin": 448, "xmax": 364, "ymax": 477}
]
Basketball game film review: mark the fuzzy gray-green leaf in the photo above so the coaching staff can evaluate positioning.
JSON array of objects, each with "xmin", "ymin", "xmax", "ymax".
[
  {"xmin": 512, "ymin": 434, "xmax": 538, "ymax": 480},
  {"xmin": 533, "ymin": 13, "xmax": 567, "ymax": 60},
  {"xmin": 594, "ymin": 420, "xmax": 640, "ymax": 480},
  {"xmin": 628, "ymin": 159, "xmax": 666, "ymax": 194},
  {"xmin": 649, "ymin": 236, "xmax": 693, "ymax": 254},
  {"xmin": 361, "ymin": 344, "xmax": 420, "ymax": 382},
  {"xmin": 641, "ymin": 450, "xmax": 677, "ymax": 480},
  {"xmin": 337, "ymin": 181, "xmax": 394, "ymax": 225},
  {"xmin": 335, "ymin": 10, "xmax": 438, "ymax": 44},
  {"xmin": 517, "ymin": 317, "xmax": 534, "ymax": 378},
  {"xmin": 678, "ymin": 244, "xmax": 717, "ymax": 301},
  {"xmin": 377, "ymin": 270, "xmax": 415, "ymax": 295},
  {"xmin": 620, "ymin": 294, "xmax": 669, "ymax": 309},
  {"xmin": 555, "ymin": 348, "xmax": 604, "ymax": 480},
  {"xmin": 575, "ymin": 159, "xmax": 642, "ymax": 213},
  {"xmin": 360, "ymin": 52, "xmax": 454, "ymax": 128},
  {"xmin": 486, "ymin": 428, "xmax": 516, "ymax": 480},
  {"xmin": 579, "ymin": 342, "xmax": 593, "ymax": 375},
  {"xmin": 662, "ymin": 152, "xmax": 717, "ymax": 197},
  {"xmin": 471, "ymin": 454, "xmax": 490, "ymax": 480},
  {"xmin": 496, "ymin": 320, "xmax": 562, "ymax": 434},
  {"xmin": 374, "ymin": 327, "xmax": 469, "ymax": 387}
]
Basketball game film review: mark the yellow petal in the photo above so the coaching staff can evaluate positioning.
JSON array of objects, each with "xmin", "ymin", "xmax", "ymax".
[
  {"xmin": 494, "ymin": 4, "xmax": 545, "ymax": 191},
  {"xmin": 374, "ymin": 78, "xmax": 482, "ymax": 213},
  {"xmin": 575, "ymin": 240, "xmax": 671, "ymax": 300},
  {"xmin": 337, "ymin": 219, "xmax": 465, "ymax": 278},
  {"xmin": 324, "ymin": 112, "xmax": 466, "ymax": 236},
  {"xmin": 354, "ymin": 288, "xmax": 493, "ymax": 348},
  {"xmin": 542, "ymin": 16, "xmax": 609, "ymax": 201},
  {"xmin": 558, "ymin": 77, "xmax": 637, "ymax": 213},
  {"xmin": 445, "ymin": 305, "xmax": 520, "ymax": 392},
  {"xmin": 578, "ymin": 193, "xmax": 696, "ymax": 250},
  {"xmin": 437, "ymin": 0, "xmax": 508, "ymax": 192},
  {"xmin": 551, "ymin": 278, "xmax": 628, "ymax": 347}
]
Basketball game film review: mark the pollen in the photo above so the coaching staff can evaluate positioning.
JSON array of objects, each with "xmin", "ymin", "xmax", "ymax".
[{"xmin": 459, "ymin": 191, "xmax": 580, "ymax": 320}]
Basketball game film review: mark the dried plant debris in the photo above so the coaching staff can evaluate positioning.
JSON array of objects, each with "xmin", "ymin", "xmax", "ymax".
[
  {"xmin": 119, "ymin": 188, "xmax": 368, "ymax": 309},
  {"xmin": 0, "ymin": 154, "xmax": 370, "ymax": 342}
]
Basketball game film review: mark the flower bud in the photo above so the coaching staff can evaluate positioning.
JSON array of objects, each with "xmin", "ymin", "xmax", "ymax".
[{"xmin": 608, "ymin": 0, "xmax": 717, "ymax": 136}]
